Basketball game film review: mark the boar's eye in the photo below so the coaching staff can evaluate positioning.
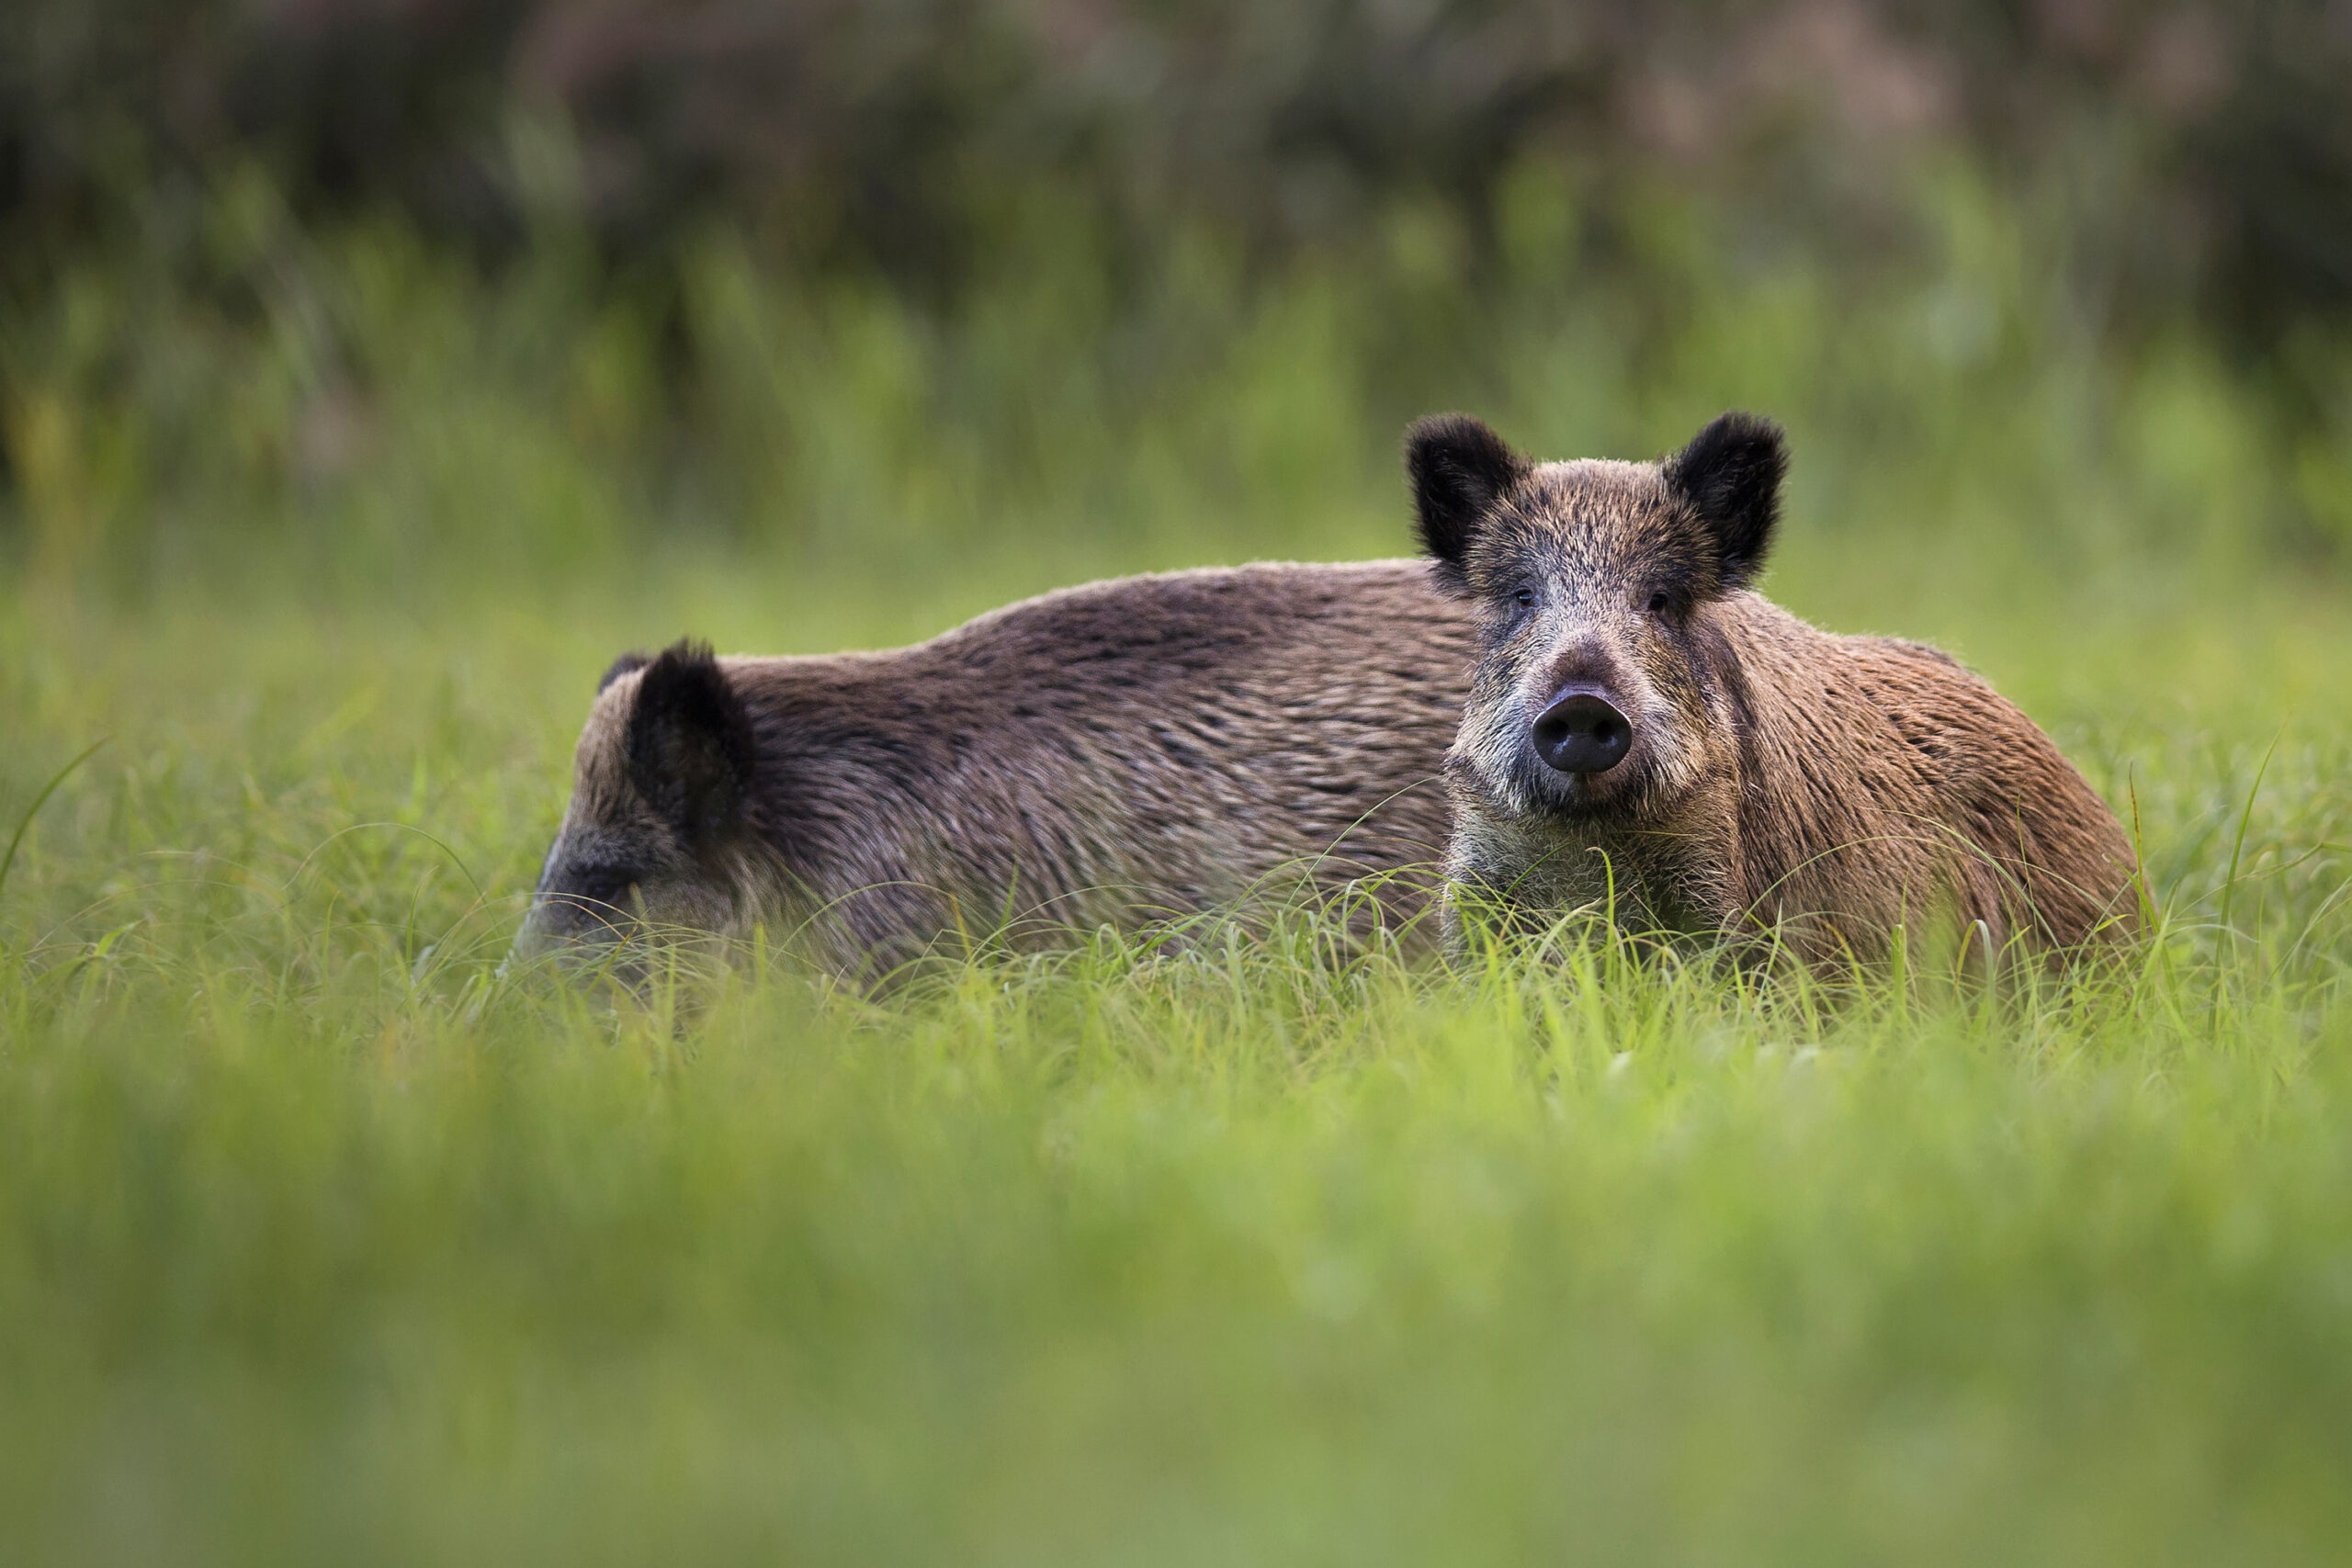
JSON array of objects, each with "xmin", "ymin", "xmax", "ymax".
[
  {"xmin": 1645, "ymin": 590, "xmax": 1671, "ymax": 615},
  {"xmin": 572, "ymin": 868, "xmax": 639, "ymax": 910},
  {"xmin": 1511, "ymin": 587, "xmax": 1536, "ymax": 611}
]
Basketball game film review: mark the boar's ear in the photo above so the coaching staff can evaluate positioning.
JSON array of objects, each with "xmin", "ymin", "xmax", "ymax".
[
  {"xmin": 598, "ymin": 650, "xmax": 650, "ymax": 693},
  {"xmin": 1667, "ymin": 412, "xmax": 1787, "ymax": 591},
  {"xmin": 1407, "ymin": 414, "xmax": 1526, "ymax": 592},
  {"xmin": 626, "ymin": 640, "xmax": 754, "ymax": 846}
]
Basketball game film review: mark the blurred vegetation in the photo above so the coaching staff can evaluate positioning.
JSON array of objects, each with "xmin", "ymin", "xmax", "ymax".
[{"xmin": 3, "ymin": 0, "xmax": 2351, "ymax": 599}]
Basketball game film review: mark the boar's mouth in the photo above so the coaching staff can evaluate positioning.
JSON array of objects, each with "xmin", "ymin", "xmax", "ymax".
[
  {"xmin": 1510, "ymin": 732, "xmax": 1657, "ymax": 820},
  {"xmin": 1529, "ymin": 770, "xmax": 1639, "ymax": 818}
]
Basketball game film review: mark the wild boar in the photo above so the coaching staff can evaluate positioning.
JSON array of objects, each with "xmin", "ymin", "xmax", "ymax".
[
  {"xmin": 1408, "ymin": 411, "xmax": 2139, "ymax": 971},
  {"xmin": 516, "ymin": 560, "xmax": 1476, "ymax": 982}
]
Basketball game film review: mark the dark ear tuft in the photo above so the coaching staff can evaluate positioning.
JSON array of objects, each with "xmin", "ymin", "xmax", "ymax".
[
  {"xmin": 598, "ymin": 651, "xmax": 650, "ymax": 693},
  {"xmin": 1406, "ymin": 414, "xmax": 1526, "ymax": 592},
  {"xmin": 626, "ymin": 639, "xmax": 754, "ymax": 846},
  {"xmin": 1665, "ymin": 412, "xmax": 1787, "ymax": 590}
]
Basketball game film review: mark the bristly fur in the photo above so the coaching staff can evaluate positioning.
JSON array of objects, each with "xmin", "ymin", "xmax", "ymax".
[
  {"xmin": 1408, "ymin": 414, "xmax": 1529, "ymax": 594},
  {"xmin": 522, "ymin": 563, "xmax": 1479, "ymax": 984},
  {"xmin": 598, "ymin": 651, "xmax": 650, "ymax": 693},
  {"xmin": 1664, "ymin": 412, "xmax": 1788, "ymax": 590},
  {"xmin": 1423, "ymin": 410, "xmax": 2139, "ymax": 971},
  {"xmin": 624, "ymin": 639, "xmax": 756, "ymax": 847}
]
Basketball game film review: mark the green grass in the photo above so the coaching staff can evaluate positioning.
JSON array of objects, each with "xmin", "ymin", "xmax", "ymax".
[
  {"xmin": 5, "ymin": 174, "xmax": 2352, "ymax": 1562},
  {"xmin": 4, "ymin": 558, "xmax": 2347, "ymax": 1565}
]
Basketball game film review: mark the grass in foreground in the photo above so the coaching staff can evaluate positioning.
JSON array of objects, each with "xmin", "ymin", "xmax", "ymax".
[{"xmin": 1, "ymin": 570, "xmax": 2348, "ymax": 1566}]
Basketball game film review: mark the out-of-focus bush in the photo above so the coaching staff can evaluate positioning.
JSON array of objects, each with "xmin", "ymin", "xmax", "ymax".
[
  {"xmin": 6, "ymin": 154, "xmax": 2346, "ymax": 604},
  {"xmin": 7, "ymin": 2, "xmax": 2348, "ymax": 337},
  {"xmin": 1, "ymin": 1, "xmax": 2348, "ymax": 592}
]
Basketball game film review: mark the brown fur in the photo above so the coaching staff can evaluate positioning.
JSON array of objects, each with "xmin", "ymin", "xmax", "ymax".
[
  {"xmin": 1410, "ymin": 414, "xmax": 2140, "ymax": 971},
  {"xmin": 517, "ymin": 560, "xmax": 1476, "ymax": 981}
]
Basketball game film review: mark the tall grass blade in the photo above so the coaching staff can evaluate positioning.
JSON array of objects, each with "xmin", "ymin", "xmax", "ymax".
[{"xmin": 0, "ymin": 738, "xmax": 107, "ymax": 908}]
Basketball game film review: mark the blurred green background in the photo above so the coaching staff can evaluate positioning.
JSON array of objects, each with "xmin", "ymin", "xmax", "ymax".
[
  {"xmin": 4, "ymin": 5, "xmax": 2351, "ymax": 1564},
  {"xmin": 7, "ymin": 0, "xmax": 2352, "ymax": 605}
]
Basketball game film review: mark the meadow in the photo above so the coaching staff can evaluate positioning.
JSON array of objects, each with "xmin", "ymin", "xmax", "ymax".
[{"xmin": 4, "ymin": 170, "xmax": 2351, "ymax": 1563}]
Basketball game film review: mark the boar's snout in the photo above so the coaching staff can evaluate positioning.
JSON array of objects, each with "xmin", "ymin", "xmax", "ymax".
[{"xmin": 1532, "ymin": 687, "xmax": 1633, "ymax": 775}]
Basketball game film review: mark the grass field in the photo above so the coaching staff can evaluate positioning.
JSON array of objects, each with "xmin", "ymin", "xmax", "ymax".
[{"xmin": 5, "ymin": 190, "xmax": 2352, "ymax": 1562}]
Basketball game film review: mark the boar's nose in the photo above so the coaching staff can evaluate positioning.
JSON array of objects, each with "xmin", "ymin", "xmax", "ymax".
[{"xmin": 1532, "ymin": 688, "xmax": 1633, "ymax": 775}]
